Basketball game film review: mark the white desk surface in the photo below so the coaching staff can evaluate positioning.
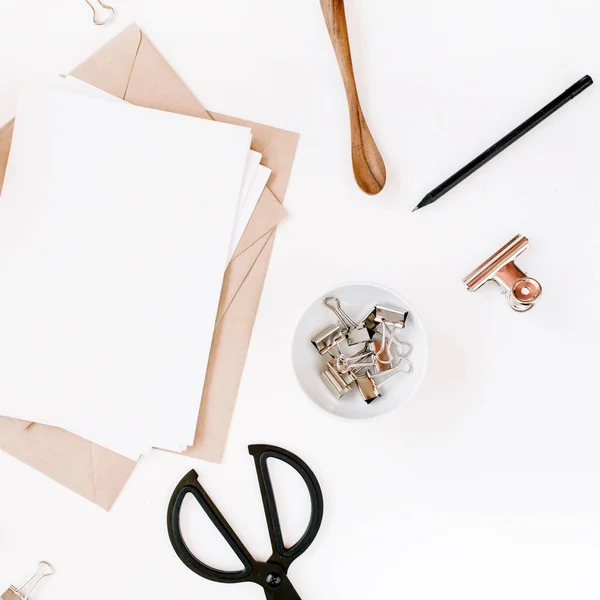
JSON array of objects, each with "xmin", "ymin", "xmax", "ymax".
[{"xmin": 1, "ymin": 1, "xmax": 599, "ymax": 598}]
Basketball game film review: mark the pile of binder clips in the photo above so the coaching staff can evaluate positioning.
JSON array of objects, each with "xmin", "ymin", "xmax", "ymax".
[{"xmin": 311, "ymin": 297, "xmax": 413, "ymax": 404}]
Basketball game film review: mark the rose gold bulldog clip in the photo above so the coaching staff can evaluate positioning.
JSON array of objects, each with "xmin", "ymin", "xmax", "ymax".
[{"xmin": 463, "ymin": 234, "xmax": 542, "ymax": 313}]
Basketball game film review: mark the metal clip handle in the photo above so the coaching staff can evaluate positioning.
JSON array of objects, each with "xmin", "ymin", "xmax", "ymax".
[
  {"xmin": 84, "ymin": 0, "xmax": 115, "ymax": 25},
  {"xmin": 16, "ymin": 563, "xmax": 54, "ymax": 600},
  {"xmin": 323, "ymin": 297, "xmax": 358, "ymax": 331}
]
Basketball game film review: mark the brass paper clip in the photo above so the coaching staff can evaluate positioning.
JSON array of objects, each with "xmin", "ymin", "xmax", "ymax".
[{"xmin": 463, "ymin": 234, "xmax": 542, "ymax": 312}]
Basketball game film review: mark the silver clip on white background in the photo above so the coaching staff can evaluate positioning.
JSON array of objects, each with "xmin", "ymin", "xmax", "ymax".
[{"xmin": 84, "ymin": 0, "xmax": 115, "ymax": 25}]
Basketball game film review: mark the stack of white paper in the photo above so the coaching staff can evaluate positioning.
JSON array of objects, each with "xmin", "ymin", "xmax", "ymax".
[{"xmin": 0, "ymin": 77, "xmax": 271, "ymax": 460}]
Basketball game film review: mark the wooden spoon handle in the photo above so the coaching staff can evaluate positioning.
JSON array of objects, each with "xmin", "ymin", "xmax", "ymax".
[{"xmin": 320, "ymin": 0, "xmax": 386, "ymax": 195}]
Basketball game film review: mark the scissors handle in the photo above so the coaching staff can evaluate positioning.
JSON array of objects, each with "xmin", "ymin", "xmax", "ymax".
[
  {"xmin": 250, "ymin": 445, "xmax": 324, "ymax": 571},
  {"xmin": 167, "ymin": 445, "xmax": 324, "ymax": 599},
  {"xmin": 167, "ymin": 470, "xmax": 255, "ymax": 584}
]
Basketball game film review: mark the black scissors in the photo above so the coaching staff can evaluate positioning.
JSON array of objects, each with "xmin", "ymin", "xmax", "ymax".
[{"xmin": 167, "ymin": 444, "xmax": 324, "ymax": 600}]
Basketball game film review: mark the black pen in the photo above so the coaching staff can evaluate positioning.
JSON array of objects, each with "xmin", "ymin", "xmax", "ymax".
[{"xmin": 413, "ymin": 74, "xmax": 594, "ymax": 212}]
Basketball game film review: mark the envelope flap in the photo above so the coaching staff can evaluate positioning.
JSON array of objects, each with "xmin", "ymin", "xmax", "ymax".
[
  {"xmin": 71, "ymin": 24, "xmax": 144, "ymax": 98},
  {"xmin": 185, "ymin": 230, "xmax": 277, "ymax": 462},
  {"xmin": 121, "ymin": 32, "xmax": 211, "ymax": 119},
  {"xmin": 0, "ymin": 418, "xmax": 135, "ymax": 510},
  {"xmin": 232, "ymin": 187, "xmax": 286, "ymax": 260},
  {"xmin": 217, "ymin": 227, "xmax": 275, "ymax": 324}
]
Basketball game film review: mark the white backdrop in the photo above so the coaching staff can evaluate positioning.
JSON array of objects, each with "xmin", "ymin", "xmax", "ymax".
[{"xmin": 1, "ymin": 1, "xmax": 599, "ymax": 598}]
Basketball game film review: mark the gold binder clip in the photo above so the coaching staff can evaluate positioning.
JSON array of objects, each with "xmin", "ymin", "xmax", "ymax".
[
  {"xmin": 2, "ymin": 563, "xmax": 54, "ymax": 600},
  {"xmin": 463, "ymin": 234, "xmax": 542, "ymax": 313}
]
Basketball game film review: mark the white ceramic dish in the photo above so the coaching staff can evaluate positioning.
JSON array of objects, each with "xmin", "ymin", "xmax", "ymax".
[{"xmin": 292, "ymin": 282, "xmax": 428, "ymax": 420}]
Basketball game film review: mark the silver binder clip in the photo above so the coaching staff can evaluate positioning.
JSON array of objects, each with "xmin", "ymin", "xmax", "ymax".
[
  {"xmin": 311, "ymin": 324, "xmax": 344, "ymax": 356},
  {"xmin": 369, "ymin": 340, "xmax": 394, "ymax": 374},
  {"xmin": 364, "ymin": 305, "xmax": 408, "ymax": 331},
  {"xmin": 368, "ymin": 318, "xmax": 412, "ymax": 367},
  {"xmin": 324, "ymin": 297, "xmax": 372, "ymax": 345},
  {"xmin": 321, "ymin": 361, "xmax": 353, "ymax": 398},
  {"xmin": 335, "ymin": 350, "xmax": 376, "ymax": 375},
  {"xmin": 312, "ymin": 293, "xmax": 415, "ymax": 403},
  {"xmin": 2, "ymin": 562, "xmax": 54, "ymax": 600},
  {"xmin": 352, "ymin": 372, "xmax": 382, "ymax": 404},
  {"xmin": 346, "ymin": 326, "xmax": 371, "ymax": 345},
  {"xmin": 463, "ymin": 234, "xmax": 542, "ymax": 313}
]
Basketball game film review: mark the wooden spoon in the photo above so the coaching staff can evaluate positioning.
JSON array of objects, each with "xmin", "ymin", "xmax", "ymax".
[{"xmin": 320, "ymin": 0, "xmax": 386, "ymax": 195}]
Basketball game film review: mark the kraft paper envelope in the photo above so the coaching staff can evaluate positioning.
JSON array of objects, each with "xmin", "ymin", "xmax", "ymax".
[{"xmin": 0, "ymin": 25, "xmax": 299, "ymax": 510}]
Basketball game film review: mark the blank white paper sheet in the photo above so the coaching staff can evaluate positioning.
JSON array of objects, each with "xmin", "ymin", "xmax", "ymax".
[
  {"xmin": 0, "ymin": 88, "xmax": 251, "ymax": 452},
  {"xmin": 58, "ymin": 75, "xmax": 269, "ymax": 270},
  {"xmin": 56, "ymin": 75, "xmax": 269, "ymax": 269},
  {"xmin": 229, "ymin": 163, "xmax": 272, "ymax": 260}
]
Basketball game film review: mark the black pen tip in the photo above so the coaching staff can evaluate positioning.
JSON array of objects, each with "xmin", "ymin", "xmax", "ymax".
[{"xmin": 412, "ymin": 206, "xmax": 418, "ymax": 212}]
